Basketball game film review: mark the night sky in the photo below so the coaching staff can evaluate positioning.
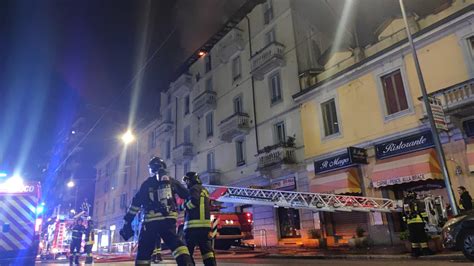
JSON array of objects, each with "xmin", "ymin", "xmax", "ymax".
[{"xmin": 0, "ymin": 0, "xmax": 245, "ymax": 180}]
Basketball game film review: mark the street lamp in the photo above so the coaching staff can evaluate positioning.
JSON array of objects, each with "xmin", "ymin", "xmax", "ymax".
[
  {"xmin": 121, "ymin": 130, "xmax": 135, "ymax": 145},
  {"xmin": 67, "ymin": 180, "xmax": 75, "ymax": 188},
  {"xmin": 67, "ymin": 180, "xmax": 78, "ymax": 212}
]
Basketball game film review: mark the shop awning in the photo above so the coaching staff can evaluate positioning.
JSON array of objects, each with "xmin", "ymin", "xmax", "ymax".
[
  {"xmin": 310, "ymin": 168, "xmax": 361, "ymax": 194},
  {"xmin": 371, "ymin": 149, "xmax": 442, "ymax": 188},
  {"xmin": 467, "ymin": 143, "xmax": 474, "ymax": 173}
]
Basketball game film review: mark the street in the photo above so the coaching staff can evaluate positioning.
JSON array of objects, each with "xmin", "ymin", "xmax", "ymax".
[{"xmin": 35, "ymin": 258, "xmax": 474, "ymax": 265}]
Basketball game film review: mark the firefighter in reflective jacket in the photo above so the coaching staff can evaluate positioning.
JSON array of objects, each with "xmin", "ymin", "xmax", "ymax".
[
  {"xmin": 403, "ymin": 192, "xmax": 434, "ymax": 257},
  {"xmin": 84, "ymin": 219, "xmax": 95, "ymax": 264},
  {"xmin": 120, "ymin": 157, "xmax": 193, "ymax": 266},
  {"xmin": 69, "ymin": 217, "xmax": 85, "ymax": 265},
  {"xmin": 182, "ymin": 172, "xmax": 216, "ymax": 266}
]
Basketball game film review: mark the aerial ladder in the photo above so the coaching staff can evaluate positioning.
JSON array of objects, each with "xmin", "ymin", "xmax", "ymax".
[{"xmin": 204, "ymin": 185, "xmax": 402, "ymax": 213}]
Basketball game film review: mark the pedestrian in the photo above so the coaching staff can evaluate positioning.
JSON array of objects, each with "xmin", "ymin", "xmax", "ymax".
[
  {"xmin": 120, "ymin": 156, "xmax": 193, "ymax": 266},
  {"xmin": 458, "ymin": 186, "xmax": 473, "ymax": 212},
  {"xmin": 402, "ymin": 192, "xmax": 434, "ymax": 257},
  {"xmin": 182, "ymin": 172, "xmax": 216, "ymax": 266},
  {"xmin": 84, "ymin": 219, "xmax": 95, "ymax": 264},
  {"xmin": 69, "ymin": 217, "xmax": 85, "ymax": 265}
]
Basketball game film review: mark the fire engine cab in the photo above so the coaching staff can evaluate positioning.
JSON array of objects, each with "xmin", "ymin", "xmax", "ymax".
[{"xmin": 0, "ymin": 178, "xmax": 42, "ymax": 266}]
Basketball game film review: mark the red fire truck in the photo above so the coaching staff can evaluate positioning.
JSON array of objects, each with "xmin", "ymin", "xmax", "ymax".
[{"xmin": 0, "ymin": 179, "xmax": 42, "ymax": 266}]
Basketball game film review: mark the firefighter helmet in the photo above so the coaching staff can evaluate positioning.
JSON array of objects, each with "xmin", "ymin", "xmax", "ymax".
[
  {"xmin": 148, "ymin": 157, "xmax": 167, "ymax": 175},
  {"xmin": 183, "ymin": 171, "xmax": 202, "ymax": 186}
]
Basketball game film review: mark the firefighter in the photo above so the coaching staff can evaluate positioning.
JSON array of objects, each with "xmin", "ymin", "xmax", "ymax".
[
  {"xmin": 84, "ymin": 219, "xmax": 95, "ymax": 264},
  {"xmin": 151, "ymin": 242, "xmax": 162, "ymax": 264},
  {"xmin": 402, "ymin": 191, "xmax": 434, "ymax": 257},
  {"xmin": 182, "ymin": 172, "xmax": 216, "ymax": 266},
  {"xmin": 69, "ymin": 217, "xmax": 85, "ymax": 265},
  {"xmin": 120, "ymin": 156, "xmax": 193, "ymax": 266}
]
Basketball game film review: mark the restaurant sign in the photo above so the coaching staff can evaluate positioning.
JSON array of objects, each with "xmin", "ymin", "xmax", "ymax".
[
  {"xmin": 314, "ymin": 147, "xmax": 368, "ymax": 174},
  {"xmin": 375, "ymin": 131, "xmax": 434, "ymax": 159}
]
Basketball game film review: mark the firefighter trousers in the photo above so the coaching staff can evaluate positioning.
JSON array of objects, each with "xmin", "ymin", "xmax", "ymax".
[
  {"xmin": 408, "ymin": 222, "xmax": 430, "ymax": 255},
  {"xmin": 136, "ymin": 219, "xmax": 193, "ymax": 266},
  {"xmin": 185, "ymin": 228, "xmax": 216, "ymax": 266},
  {"xmin": 69, "ymin": 239, "xmax": 81, "ymax": 264},
  {"xmin": 84, "ymin": 244, "xmax": 93, "ymax": 264}
]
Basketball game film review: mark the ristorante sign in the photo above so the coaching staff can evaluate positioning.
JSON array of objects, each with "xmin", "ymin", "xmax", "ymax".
[
  {"xmin": 314, "ymin": 147, "xmax": 367, "ymax": 174},
  {"xmin": 375, "ymin": 131, "xmax": 434, "ymax": 159}
]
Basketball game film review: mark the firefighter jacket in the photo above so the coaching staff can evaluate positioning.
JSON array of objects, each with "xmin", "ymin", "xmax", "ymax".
[
  {"xmin": 403, "ymin": 198, "xmax": 428, "ymax": 224},
  {"xmin": 183, "ymin": 184, "xmax": 211, "ymax": 231},
  {"xmin": 85, "ymin": 226, "xmax": 95, "ymax": 245},
  {"xmin": 124, "ymin": 176, "xmax": 189, "ymax": 223},
  {"xmin": 71, "ymin": 224, "xmax": 85, "ymax": 240}
]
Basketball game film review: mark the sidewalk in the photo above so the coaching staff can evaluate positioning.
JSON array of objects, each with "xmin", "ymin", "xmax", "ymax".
[{"xmin": 260, "ymin": 246, "xmax": 466, "ymax": 261}]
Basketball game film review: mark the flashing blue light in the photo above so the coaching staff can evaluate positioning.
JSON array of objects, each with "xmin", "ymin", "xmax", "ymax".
[
  {"xmin": 0, "ymin": 172, "xmax": 7, "ymax": 178},
  {"xmin": 41, "ymin": 202, "xmax": 45, "ymax": 206},
  {"xmin": 36, "ymin": 205, "xmax": 44, "ymax": 215}
]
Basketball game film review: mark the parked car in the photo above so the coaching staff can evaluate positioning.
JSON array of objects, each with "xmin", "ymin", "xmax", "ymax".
[{"xmin": 441, "ymin": 211, "xmax": 474, "ymax": 261}]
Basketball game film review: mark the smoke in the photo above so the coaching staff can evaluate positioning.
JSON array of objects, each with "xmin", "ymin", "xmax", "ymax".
[{"xmin": 175, "ymin": 0, "xmax": 247, "ymax": 57}]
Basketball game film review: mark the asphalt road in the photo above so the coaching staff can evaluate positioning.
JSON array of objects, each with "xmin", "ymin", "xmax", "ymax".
[{"xmin": 36, "ymin": 258, "xmax": 474, "ymax": 265}]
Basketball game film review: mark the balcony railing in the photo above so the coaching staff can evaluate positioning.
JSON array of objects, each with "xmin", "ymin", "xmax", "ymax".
[
  {"xmin": 218, "ymin": 28, "xmax": 245, "ymax": 63},
  {"xmin": 199, "ymin": 169, "xmax": 221, "ymax": 185},
  {"xmin": 257, "ymin": 144, "xmax": 296, "ymax": 170},
  {"xmin": 428, "ymin": 79, "xmax": 474, "ymax": 113},
  {"xmin": 171, "ymin": 73, "xmax": 193, "ymax": 98},
  {"xmin": 192, "ymin": 90, "xmax": 217, "ymax": 117},
  {"xmin": 250, "ymin": 42, "xmax": 285, "ymax": 80},
  {"xmin": 171, "ymin": 143, "xmax": 194, "ymax": 164},
  {"xmin": 218, "ymin": 112, "xmax": 251, "ymax": 142},
  {"xmin": 156, "ymin": 120, "xmax": 174, "ymax": 139}
]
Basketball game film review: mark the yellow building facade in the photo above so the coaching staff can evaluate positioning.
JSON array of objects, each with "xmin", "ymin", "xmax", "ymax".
[{"xmin": 295, "ymin": 2, "xmax": 474, "ymax": 245}]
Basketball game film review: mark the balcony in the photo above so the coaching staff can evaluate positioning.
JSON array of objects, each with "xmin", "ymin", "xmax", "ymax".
[
  {"xmin": 199, "ymin": 169, "xmax": 221, "ymax": 185},
  {"xmin": 218, "ymin": 112, "xmax": 251, "ymax": 142},
  {"xmin": 218, "ymin": 28, "xmax": 245, "ymax": 63},
  {"xmin": 428, "ymin": 79, "xmax": 474, "ymax": 118},
  {"xmin": 250, "ymin": 42, "xmax": 285, "ymax": 80},
  {"xmin": 257, "ymin": 143, "xmax": 296, "ymax": 171},
  {"xmin": 171, "ymin": 143, "xmax": 194, "ymax": 164},
  {"xmin": 171, "ymin": 73, "xmax": 193, "ymax": 98},
  {"xmin": 156, "ymin": 120, "xmax": 174, "ymax": 139},
  {"xmin": 192, "ymin": 90, "xmax": 217, "ymax": 117}
]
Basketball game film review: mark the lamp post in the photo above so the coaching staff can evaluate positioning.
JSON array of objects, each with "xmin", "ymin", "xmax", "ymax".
[{"xmin": 398, "ymin": 0, "xmax": 458, "ymax": 215}]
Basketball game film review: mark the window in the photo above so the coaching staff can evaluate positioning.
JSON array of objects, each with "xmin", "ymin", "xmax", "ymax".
[
  {"xmin": 206, "ymin": 112, "xmax": 213, "ymax": 137},
  {"xmin": 381, "ymin": 70, "xmax": 409, "ymax": 115},
  {"xmin": 148, "ymin": 130, "xmax": 157, "ymax": 150},
  {"xmin": 112, "ymin": 198, "xmax": 116, "ymax": 214},
  {"xmin": 183, "ymin": 161, "xmax": 190, "ymax": 175},
  {"xmin": 105, "ymin": 161, "xmax": 112, "ymax": 177},
  {"xmin": 123, "ymin": 169, "xmax": 128, "ymax": 185},
  {"xmin": 167, "ymin": 93, "xmax": 172, "ymax": 105},
  {"xmin": 269, "ymin": 72, "xmax": 282, "ymax": 104},
  {"xmin": 120, "ymin": 194, "xmax": 127, "ymax": 209},
  {"xmin": 206, "ymin": 78, "xmax": 213, "ymax": 91},
  {"xmin": 104, "ymin": 179, "xmax": 110, "ymax": 193},
  {"xmin": 264, "ymin": 28, "xmax": 276, "ymax": 45},
  {"xmin": 205, "ymin": 55, "xmax": 212, "ymax": 73},
  {"xmin": 207, "ymin": 152, "xmax": 215, "ymax": 171},
  {"xmin": 274, "ymin": 121, "xmax": 286, "ymax": 144},
  {"xmin": 232, "ymin": 56, "xmax": 242, "ymax": 81},
  {"xmin": 103, "ymin": 202, "xmax": 107, "ymax": 215},
  {"xmin": 184, "ymin": 126, "xmax": 191, "ymax": 143},
  {"xmin": 277, "ymin": 207, "xmax": 301, "ymax": 238},
  {"xmin": 321, "ymin": 98, "xmax": 340, "ymax": 137},
  {"xmin": 166, "ymin": 140, "xmax": 171, "ymax": 159},
  {"xmin": 235, "ymin": 139, "xmax": 245, "ymax": 166},
  {"xmin": 166, "ymin": 108, "xmax": 172, "ymax": 122},
  {"xmin": 184, "ymin": 95, "xmax": 190, "ymax": 115},
  {"xmin": 263, "ymin": 0, "xmax": 274, "ymax": 25},
  {"xmin": 233, "ymin": 96, "xmax": 243, "ymax": 114},
  {"xmin": 468, "ymin": 36, "xmax": 474, "ymax": 59}
]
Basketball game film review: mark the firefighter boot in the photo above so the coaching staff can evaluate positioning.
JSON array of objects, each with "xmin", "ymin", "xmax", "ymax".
[
  {"xmin": 421, "ymin": 242, "xmax": 435, "ymax": 256},
  {"xmin": 85, "ymin": 255, "xmax": 93, "ymax": 264},
  {"xmin": 175, "ymin": 254, "xmax": 194, "ymax": 266},
  {"xmin": 410, "ymin": 247, "xmax": 422, "ymax": 258},
  {"xmin": 74, "ymin": 254, "xmax": 80, "ymax": 265},
  {"xmin": 152, "ymin": 253, "xmax": 163, "ymax": 263},
  {"xmin": 69, "ymin": 255, "xmax": 74, "ymax": 265}
]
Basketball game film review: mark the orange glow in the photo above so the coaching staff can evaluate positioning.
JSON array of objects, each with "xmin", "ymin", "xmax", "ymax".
[{"xmin": 198, "ymin": 51, "xmax": 206, "ymax": 57}]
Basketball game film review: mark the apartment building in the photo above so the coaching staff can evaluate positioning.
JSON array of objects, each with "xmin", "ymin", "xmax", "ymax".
[{"xmin": 295, "ymin": 0, "xmax": 474, "ymax": 246}]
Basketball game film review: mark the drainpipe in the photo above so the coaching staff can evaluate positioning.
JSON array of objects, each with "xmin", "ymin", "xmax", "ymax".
[
  {"xmin": 175, "ymin": 96, "xmax": 178, "ymax": 177},
  {"xmin": 245, "ymin": 16, "xmax": 260, "ymax": 152}
]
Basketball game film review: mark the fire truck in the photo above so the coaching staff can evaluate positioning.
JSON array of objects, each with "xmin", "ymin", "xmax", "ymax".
[{"xmin": 0, "ymin": 179, "xmax": 42, "ymax": 266}]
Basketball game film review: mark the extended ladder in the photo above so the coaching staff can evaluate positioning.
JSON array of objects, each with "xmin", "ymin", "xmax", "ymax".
[{"xmin": 204, "ymin": 185, "xmax": 402, "ymax": 213}]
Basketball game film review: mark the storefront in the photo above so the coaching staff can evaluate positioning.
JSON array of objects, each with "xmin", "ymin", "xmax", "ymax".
[
  {"xmin": 272, "ymin": 176, "xmax": 302, "ymax": 239},
  {"xmin": 310, "ymin": 147, "xmax": 368, "ymax": 245}
]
